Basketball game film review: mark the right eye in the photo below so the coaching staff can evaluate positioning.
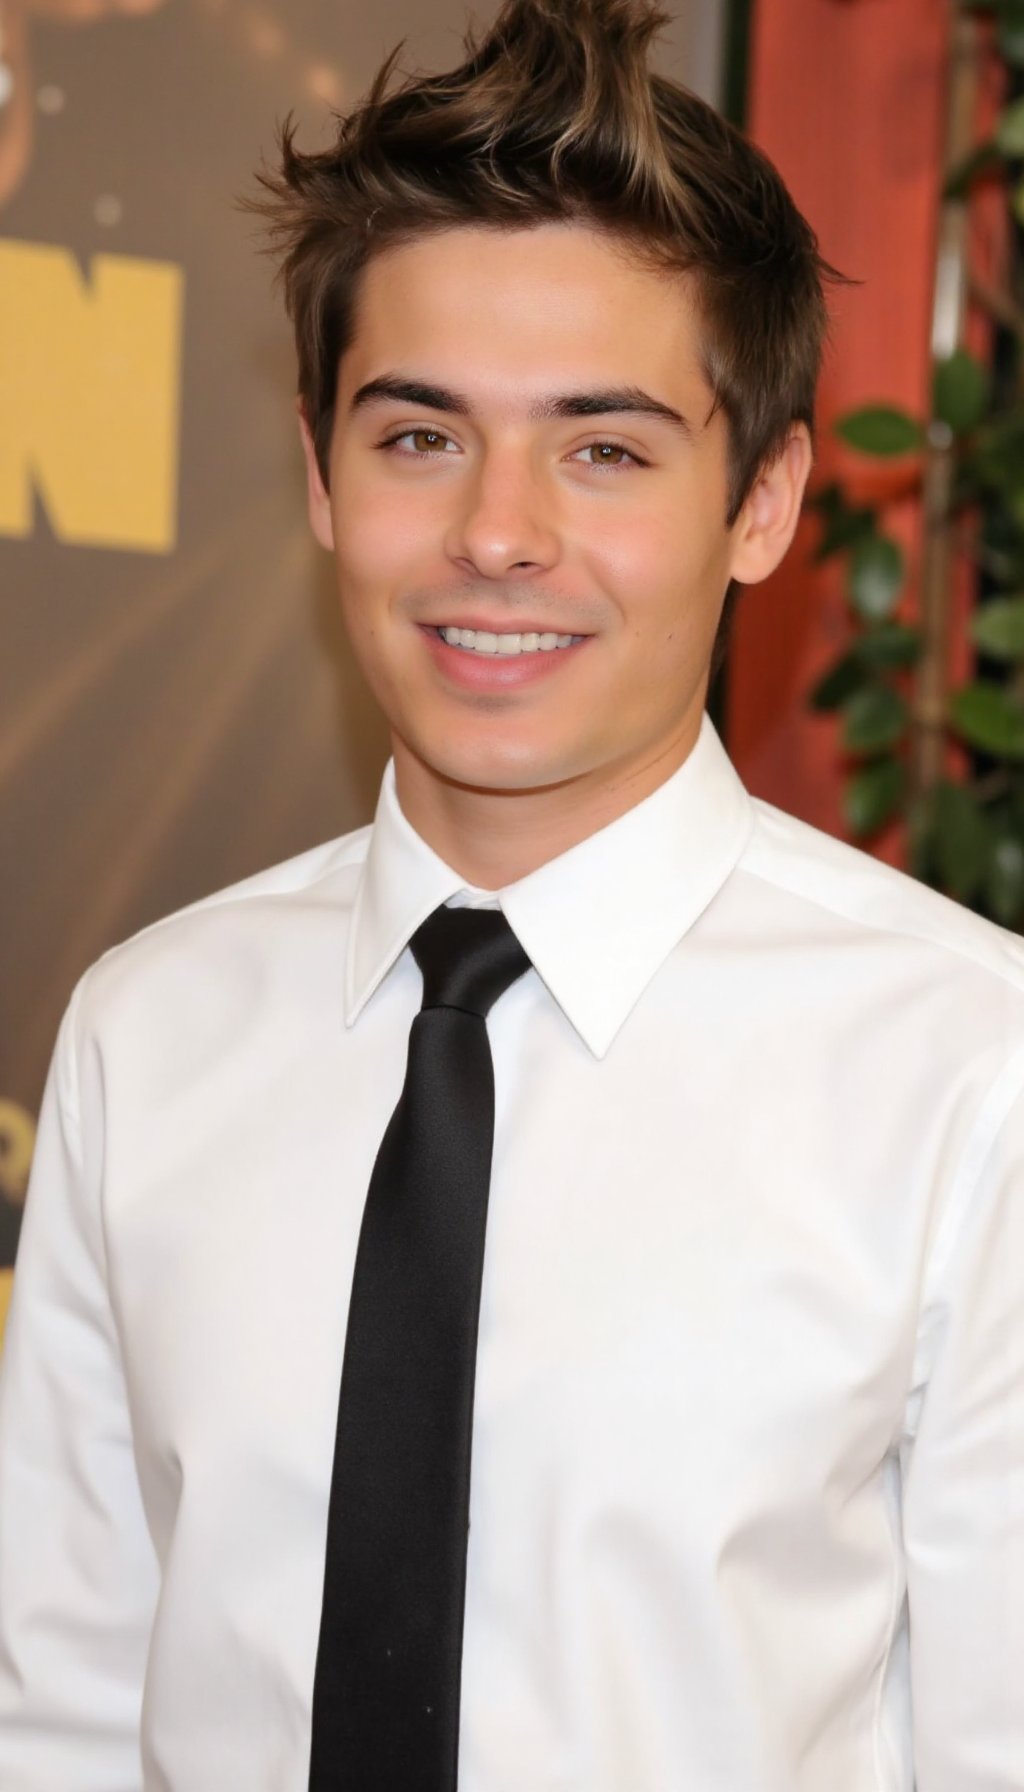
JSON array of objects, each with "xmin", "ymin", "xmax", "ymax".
[{"xmin": 377, "ymin": 429, "xmax": 459, "ymax": 458}]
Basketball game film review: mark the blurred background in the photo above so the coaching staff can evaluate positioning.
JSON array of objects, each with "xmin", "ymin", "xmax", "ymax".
[{"xmin": 3, "ymin": 0, "xmax": 1021, "ymax": 1332}]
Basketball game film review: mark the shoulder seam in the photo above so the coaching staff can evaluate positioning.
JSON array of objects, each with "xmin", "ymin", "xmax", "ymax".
[
  {"xmin": 90, "ymin": 829, "xmax": 371, "ymax": 973},
  {"xmin": 58, "ymin": 972, "xmax": 89, "ymax": 1137},
  {"xmin": 927, "ymin": 1031, "xmax": 1024, "ymax": 1300},
  {"xmin": 740, "ymin": 823, "xmax": 1024, "ymax": 995}
]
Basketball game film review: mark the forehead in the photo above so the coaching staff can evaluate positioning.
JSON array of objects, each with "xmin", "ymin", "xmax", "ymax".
[{"xmin": 340, "ymin": 222, "xmax": 710, "ymax": 409}]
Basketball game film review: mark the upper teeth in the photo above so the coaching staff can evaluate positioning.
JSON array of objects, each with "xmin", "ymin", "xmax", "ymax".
[{"xmin": 439, "ymin": 627, "xmax": 582, "ymax": 655}]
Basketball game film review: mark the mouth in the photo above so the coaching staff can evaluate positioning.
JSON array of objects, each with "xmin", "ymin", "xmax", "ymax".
[
  {"xmin": 418, "ymin": 622, "xmax": 593, "ymax": 688},
  {"xmin": 424, "ymin": 624, "xmax": 590, "ymax": 658}
]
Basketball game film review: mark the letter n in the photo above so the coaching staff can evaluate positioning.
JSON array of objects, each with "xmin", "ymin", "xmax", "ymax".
[{"xmin": 0, "ymin": 241, "xmax": 184, "ymax": 553}]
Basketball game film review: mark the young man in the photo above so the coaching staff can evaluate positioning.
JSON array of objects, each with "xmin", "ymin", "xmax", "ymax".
[{"xmin": 0, "ymin": 1, "xmax": 1021, "ymax": 1788}]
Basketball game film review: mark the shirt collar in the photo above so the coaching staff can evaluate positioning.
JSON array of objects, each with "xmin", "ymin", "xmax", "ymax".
[{"xmin": 344, "ymin": 712, "xmax": 753, "ymax": 1060}]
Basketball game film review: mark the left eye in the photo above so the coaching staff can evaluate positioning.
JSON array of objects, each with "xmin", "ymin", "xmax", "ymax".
[{"xmin": 575, "ymin": 442, "xmax": 639, "ymax": 468}]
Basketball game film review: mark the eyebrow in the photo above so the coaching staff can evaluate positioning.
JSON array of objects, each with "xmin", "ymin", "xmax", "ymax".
[{"xmin": 348, "ymin": 374, "xmax": 695, "ymax": 439}]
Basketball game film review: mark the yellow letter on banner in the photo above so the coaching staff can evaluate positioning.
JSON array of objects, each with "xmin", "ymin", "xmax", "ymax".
[{"xmin": 0, "ymin": 240, "xmax": 184, "ymax": 553}]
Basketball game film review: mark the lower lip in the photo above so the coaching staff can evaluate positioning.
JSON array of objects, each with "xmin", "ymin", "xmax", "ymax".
[{"xmin": 419, "ymin": 626, "xmax": 592, "ymax": 690}]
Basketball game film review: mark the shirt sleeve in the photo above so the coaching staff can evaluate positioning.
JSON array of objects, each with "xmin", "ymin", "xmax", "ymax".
[
  {"xmin": 901, "ymin": 1043, "xmax": 1024, "ymax": 1792},
  {"xmin": 0, "ymin": 976, "xmax": 159, "ymax": 1792}
]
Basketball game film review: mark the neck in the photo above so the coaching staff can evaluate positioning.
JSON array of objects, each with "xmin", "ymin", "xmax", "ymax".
[{"xmin": 391, "ymin": 711, "xmax": 705, "ymax": 891}]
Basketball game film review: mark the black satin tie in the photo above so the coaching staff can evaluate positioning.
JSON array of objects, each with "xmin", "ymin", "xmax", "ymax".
[{"xmin": 308, "ymin": 903, "xmax": 531, "ymax": 1792}]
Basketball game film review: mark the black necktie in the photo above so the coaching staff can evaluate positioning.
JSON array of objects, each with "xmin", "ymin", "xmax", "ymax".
[{"xmin": 308, "ymin": 903, "xmax": 531, "ymax": 1792}]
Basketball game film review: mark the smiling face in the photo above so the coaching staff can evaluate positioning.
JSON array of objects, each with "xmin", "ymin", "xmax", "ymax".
[{"xmin": 301, "ymin": 221, "xmax": 810, "ymax": 868}]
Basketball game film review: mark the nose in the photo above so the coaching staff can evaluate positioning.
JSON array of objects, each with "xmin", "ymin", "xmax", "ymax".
[{"xmin": 444, "ymin": 445, "xmax": 561, "ymax": 578}]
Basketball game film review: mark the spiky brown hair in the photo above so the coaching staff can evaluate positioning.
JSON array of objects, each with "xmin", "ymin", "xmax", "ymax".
[{"xmin": 246, "ymin": 0, "xmax": 838, "ymax": 669}]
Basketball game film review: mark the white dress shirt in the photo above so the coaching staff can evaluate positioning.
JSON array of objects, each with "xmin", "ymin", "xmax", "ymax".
[{"xmin": 1, "ymin": 712, "xmax": 1022, "ymax": 1792}]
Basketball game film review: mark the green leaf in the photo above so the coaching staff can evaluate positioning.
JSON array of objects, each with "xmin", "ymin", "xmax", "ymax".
[
  {"xmin": 949, "ymin": 681, "xmax": 1024, "ymax": 758},
  {"xmin": 1008, "ymin": 775, "xmax": 1024, "ymax": 830},
  {"xmin": 970, "ymin": 595, "xmax": 1024, "ymax": 660},
  {"xmin": 944, "ymin": 140, "xmax": 1004, "ymax": 198},
  {"xmin": 999, "ymin": 0, "xmax": 1024, "ymax": 64},
  {"xmin": 933, "ymin": 349, "xmax": 990, "ymax": 434},
  {"xmin": 1013, "ymin": 177, "xmax": 1024, "ymax": 228},
  {"xmin": 856, "ymin": 621, "xmax": 923, "ymax": 668},
  {"xmin": 835, "ymin": 406, "xmax": 925, "ymax": 457},
  {"xmin": 996, "ymin": 95, "xmax": 1024, "ymax": 156},
  {"xmin": 966, "ymin": 413, "xmax": 1024, "ymax": 496},
  {"xmin": 906, "ymin": 791, "xmax": 935, "ymax": 882},
  {"xmin": 931, "ymin": 781, "xmax": 992, "ymax": 900},
  {"xmin": 985, "ymin": 830, "xmax": 1024, "ymax": 924},
  {"xmin": 809, "ymin": 484, "xmax": 878, "ymax": 563},
  {"xmin": 847, "ymin": 535, "xmax": 905, "ymax": 621},
  {"xmin": 844, "ymin": 757, "xmax": 907, "ymax": 837},
  {"xmin": 809, "ymin": 652, "xmax": 866, "ymax": 712},
  {"xmin": 841, "ymin": 683, "xmax": 909, "ymax": 753}
]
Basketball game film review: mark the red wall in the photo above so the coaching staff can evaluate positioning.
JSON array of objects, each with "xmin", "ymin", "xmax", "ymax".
[{"xmin": 728, "ymin": 0, "xmax": 951, "ymax": 850}]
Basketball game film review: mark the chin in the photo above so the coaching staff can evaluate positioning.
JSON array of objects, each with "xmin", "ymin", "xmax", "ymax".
[{"xmin": 421, "ymin": 738, "xmax": 588, "ymax": 797}]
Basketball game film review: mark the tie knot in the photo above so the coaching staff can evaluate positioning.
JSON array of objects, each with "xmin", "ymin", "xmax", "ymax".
[{"xmin": 409, "ymin": 904, "xmax": 530, "ymax": 1019}]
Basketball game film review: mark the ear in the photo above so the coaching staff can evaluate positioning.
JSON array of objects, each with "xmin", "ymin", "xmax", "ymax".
[
  {"xmin": 726, "ymin": 424, "xmax": 813, "ymax": 586},
  {"xmin": 297, "ymin": 399, "xmax": 335, "ymax": 552}
]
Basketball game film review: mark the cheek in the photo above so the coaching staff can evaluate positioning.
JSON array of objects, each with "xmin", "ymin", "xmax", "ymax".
[
  {"xmin": 333, "ymin": 487, "xmax": 421, "ymax": 583},
  {"xmin": 587, "ymin": 529, "xmax": 731, "ymax": 721},
  {"xmin": 330, "ymin": 442, "xmax": 442, "ymax": 577},
  {"xmin": 589, "ymin": 505, "xmax": 723, "ymax": 640},
  {"xmin": 329, "ymin": 504, "xmax": 432, "ymax": 666}
]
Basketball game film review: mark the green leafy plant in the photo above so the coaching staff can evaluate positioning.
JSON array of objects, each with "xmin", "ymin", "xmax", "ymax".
[{"xmin": 807, "ymin": 1, "xmax": 1024, "ymax": 927}]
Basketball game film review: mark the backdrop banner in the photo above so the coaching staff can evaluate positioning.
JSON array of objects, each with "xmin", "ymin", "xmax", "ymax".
[{"xmin": 0, "ymin": 0, "xmax": 722, "ymax": 1337}]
